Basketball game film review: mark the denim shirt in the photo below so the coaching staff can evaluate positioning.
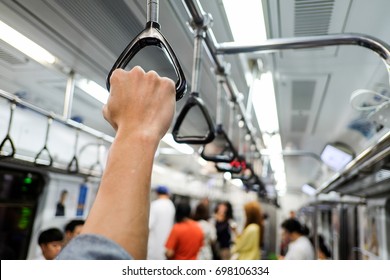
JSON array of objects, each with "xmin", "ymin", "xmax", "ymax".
[{"xmin": 56, "ymin": 234, "xmax": 132, "ymax": 260}]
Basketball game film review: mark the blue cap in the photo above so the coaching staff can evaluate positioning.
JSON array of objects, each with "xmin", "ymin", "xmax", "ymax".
[{"xmin": 156, "ymin": 185, "xmax": 169, "ymax": 194}]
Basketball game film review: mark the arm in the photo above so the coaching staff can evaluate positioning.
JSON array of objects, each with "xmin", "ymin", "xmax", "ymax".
[{"xmin": 80, "ymin": 67, "xmax": 176, "ymax": 259}]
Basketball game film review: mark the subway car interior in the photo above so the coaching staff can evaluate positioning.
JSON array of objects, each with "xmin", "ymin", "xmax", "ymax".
[{"xmin": 0, "ymin": 0, "xmax": 390, "ymax": 260}]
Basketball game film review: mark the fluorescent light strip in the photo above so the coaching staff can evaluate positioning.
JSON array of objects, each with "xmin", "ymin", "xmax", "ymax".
[
  {"xmin": 0, "ymin": 20, "xmax": 56, "ymax": 64},
  {"xmin": 77, "ymin": 79, "xmax": 109, "ymax": 104},
  {"xmin": 253, "ymin": 72, "xmax": 279, "ymax": 134},
  {"xmin": 223, "ymin": 0, "xmax": 267, "ymax": 43}
]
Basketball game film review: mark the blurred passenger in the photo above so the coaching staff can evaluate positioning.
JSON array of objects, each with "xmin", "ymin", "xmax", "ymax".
[
  {"xmin": 279, "ymin": 218, "xmax": 315, "ymax": 260},
  {"xmin": 279, "ymin": 210, "xmax": 297, "ymax": 257},
  {"xmin": 193, "ymin": 202, "xmax": 216, "ymax": 260},
  {"xmin": 38, "ymin": 228, "xmax": 64, "ymax": 260},
  {"xmin": 214, "ymin": 201, "xmax": 235, "ymax": 260},
  {"xmin": 147, "ymin": 185, "xmax": 175, "ymax": 259},
  {"xmin": 64, "ymin": 219, "xmax": 85, "ymax": 246},
  {"xmin": 231, "ymin": 201, "xmax": 263, "ymax": 260},
  {"xmin": 316, "ymin": 235, "xmax": 332, "ymax": 260},
  {"xmin": 165, "ymin": 201, "xmax": 203, "ymax": 260}
]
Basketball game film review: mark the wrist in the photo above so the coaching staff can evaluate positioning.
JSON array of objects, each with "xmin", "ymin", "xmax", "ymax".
[{"xmin": 115, "ymin": 128, "xmax": 161, "ymax": 150}]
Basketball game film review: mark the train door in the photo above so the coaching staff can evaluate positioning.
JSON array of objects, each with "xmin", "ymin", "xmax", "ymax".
[
  {"xmin": 331, "ymin": 203, "xmax": 360, "ymax": 260},
  {"xmin": 360, "ymin": 199, "xmax": 389, "ymax": 259},
  {"xmin": 0, "ymin": 163, "xmax": 45, "ymax": 259}
]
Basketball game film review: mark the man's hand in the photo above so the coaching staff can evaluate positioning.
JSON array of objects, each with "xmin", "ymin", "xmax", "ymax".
[{"xmin": 103, "ymin": 66, "xmax": 176, "ymax": 142}]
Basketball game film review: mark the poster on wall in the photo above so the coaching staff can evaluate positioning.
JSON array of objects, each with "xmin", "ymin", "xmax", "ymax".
[
  {"xmin": 53, "ymin": 182, "xmax": 79, "ymax": 218},
  {"xmin": 76, "ymin": 184, "xmax": 88, "ymax": 217}
]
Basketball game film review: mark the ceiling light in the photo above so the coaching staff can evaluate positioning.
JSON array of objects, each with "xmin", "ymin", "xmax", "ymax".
[
  {"xmin": 0, "ymin": 20, "xmax": 56, "ymax": 64},
  {"xmin": 253, "ymin": 72, "xmax": 279, "ymax": 134},
  {"xmin": 162, "ymin": 134, "xmax": 194, "ymax": 155},
  {"xmin": 76, "ymin": 79, "xmax": 109, "ymax": 104},
  {"xmin": 222, "ymin": 0, "xmax": 267, "ymax": 43}
]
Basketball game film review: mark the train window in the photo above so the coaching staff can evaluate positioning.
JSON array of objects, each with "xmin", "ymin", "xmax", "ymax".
[
  {"xmin": 0, "ymin": 167, "xmax": 45, "ymax": 259},
  {"xmin": 0, "ymin": 168, "xmax": 44, "ymax": 202}
]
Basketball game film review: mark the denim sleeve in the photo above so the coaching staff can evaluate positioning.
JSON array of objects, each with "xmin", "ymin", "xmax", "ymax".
[{"xmin": 56, "ymin": 234, "xmax": 133, "ymax": 260}]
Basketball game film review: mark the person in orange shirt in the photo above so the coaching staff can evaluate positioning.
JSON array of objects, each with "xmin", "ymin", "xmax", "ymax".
[{"xmin": 165, "ymin": 201, "xmax": 203, "ymax": 260}]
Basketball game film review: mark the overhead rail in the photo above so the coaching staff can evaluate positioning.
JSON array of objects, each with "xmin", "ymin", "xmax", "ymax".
[
  {"xmin": 0, "ymin": 88, "xmax": 113, "ymax": 177},
  {"xmin": 316, "ymin": 130, "xmax": 390, "ymax": 194},
  {"xmin": 0, "ymin": 89, "xmax": 114, "ymax": 143},
  {"xmin": 182, "ymin": 0, "xmax": 390, "ymax": 194}
]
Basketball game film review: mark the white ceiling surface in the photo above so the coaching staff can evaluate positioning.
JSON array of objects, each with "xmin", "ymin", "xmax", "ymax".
[{"xmin": 0, "ymin": 0, "xmax": 389, "ymax": 194}]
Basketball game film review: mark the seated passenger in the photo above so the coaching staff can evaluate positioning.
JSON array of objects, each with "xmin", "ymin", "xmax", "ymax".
[
  {"xmin": 64, "ymin": 219, "xmax": 85, "ymax": 246},
  {"xmin": 38, "ymin": 228, "xmax": 64, "ymax": 260}
]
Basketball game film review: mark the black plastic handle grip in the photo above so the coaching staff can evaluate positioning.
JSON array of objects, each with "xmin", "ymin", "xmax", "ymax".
[
  {"xmin": 172, "ymin": 94, "xmax": 215, "ymax": 144},
  {"xmin": 200, "ymin": 125, "xmax": 238, "ymax": 163},
  {"xmin": 67, "ymin": 155, "xmax": 79, "ymax": 174},
  {"xmin": 0, "ymin": 135, "xmax": 15, "ymax": 159},
  {"xmin": 34, "ymin": 146, "xmax": 53, "ymax": 167},
  {"xmin": 106, "ymin": 22, "xmax": 187, "ymax": 101}
]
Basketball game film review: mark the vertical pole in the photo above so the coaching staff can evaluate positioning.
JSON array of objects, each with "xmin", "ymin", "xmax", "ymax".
[
  {"xmin": 63, "ymin": 70, "xmax": 75, "ymax": 119},
  {"xmin": 147, "ymin": 0, "xmax": 159, "ymax": 23},
  {"xmin": 191, "ymin": 30, "xmax": 204, "ymax": 94}
]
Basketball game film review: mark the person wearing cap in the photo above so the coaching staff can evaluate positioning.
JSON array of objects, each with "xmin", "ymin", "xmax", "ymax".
[{"xmin": 147, "ymin": 185, "xmax": 175, "ymax": 259}]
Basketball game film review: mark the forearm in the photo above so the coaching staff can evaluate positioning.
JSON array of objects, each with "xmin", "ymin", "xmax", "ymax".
[{"xmin": 82, "ymin": 131, "xmax": 159, "ymax": 259}]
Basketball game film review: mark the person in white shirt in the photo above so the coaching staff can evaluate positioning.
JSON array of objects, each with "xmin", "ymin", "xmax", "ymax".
[
  {"xmin": 280, "ymin": 218, "xmax": 315, "ymax": 260},
  {"xmin": 147, "ymin": 185, "xmax": 175, "ymax": 259}
]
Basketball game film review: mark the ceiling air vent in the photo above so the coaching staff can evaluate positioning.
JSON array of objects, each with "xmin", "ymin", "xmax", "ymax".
[{"xmin": 294, "ymin": 0, "xmax": 335, "ymax": 36}]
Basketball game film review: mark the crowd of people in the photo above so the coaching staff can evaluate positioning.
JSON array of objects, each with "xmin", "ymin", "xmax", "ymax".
[{"xmin": 144, "ymin": 186, "xmax": 265, "ymax": 260}]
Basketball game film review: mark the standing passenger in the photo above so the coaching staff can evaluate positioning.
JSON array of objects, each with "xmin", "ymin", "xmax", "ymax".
[
  {"xmin": 214, "ymin": 201, "xmax": 234, "ymax": 260},
  {"xmin": 147, "ymin": 185, "xmax": 175, "ymax": 259},
  {"xmin": 279, "ymin": 218, "xmax": 315, "ymax": 260},
  {"xmin": 193, "ymin": 202, "xmax": 217, "ymax": 260},
  {"xmin": 165, "ymin": 201, "xmax": 203, "ymax": 260},
  {"xmin": 231, "ymin": 201, "xmax": 263, "ymax": 260}
]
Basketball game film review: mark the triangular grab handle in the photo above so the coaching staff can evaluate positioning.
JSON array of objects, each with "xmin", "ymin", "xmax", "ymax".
[
  {"xmin": 200, "ymin": 127, "xmax": 238, "ymax": 163},
  {"xmin": 106, "ymin": 22, "xmax": 187, "ymax": 101},
  {"xmin": 172, "ymin": 94, "xmax": 215, "ymax": 144}
]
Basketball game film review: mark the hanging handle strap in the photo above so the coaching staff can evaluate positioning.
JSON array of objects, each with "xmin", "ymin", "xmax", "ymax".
[
  {"xmin": 0, "ymin": 102, "xmax": 16, "ymax": 158},
  {"xmin": 172, "ymin": 17, "xmax": 216, "ymax": 144},
  {"xmin": 172, "ymin": 93, "xmax": 215, "ymax": 144},
  {"xmin": 67, "ymin": 128, "xmax": 80, "ymax": 173},
  {"xmin": 89, "ymin": 138, "xmax": 104, "ymax": 176},
  {"xmin": 215, "ymin": 155, "xmax": 245, "ymax": 174},
  {"xmin": 34, "ymin": 117, "xmax": 54, "ymax": 167},
  {"xmin": 200, "ymin": 75, "xmax": 237, "ymax": 162},
  {"xmin": 106, "ymin": 20, "xmax": 187, "ymax": 100}
]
